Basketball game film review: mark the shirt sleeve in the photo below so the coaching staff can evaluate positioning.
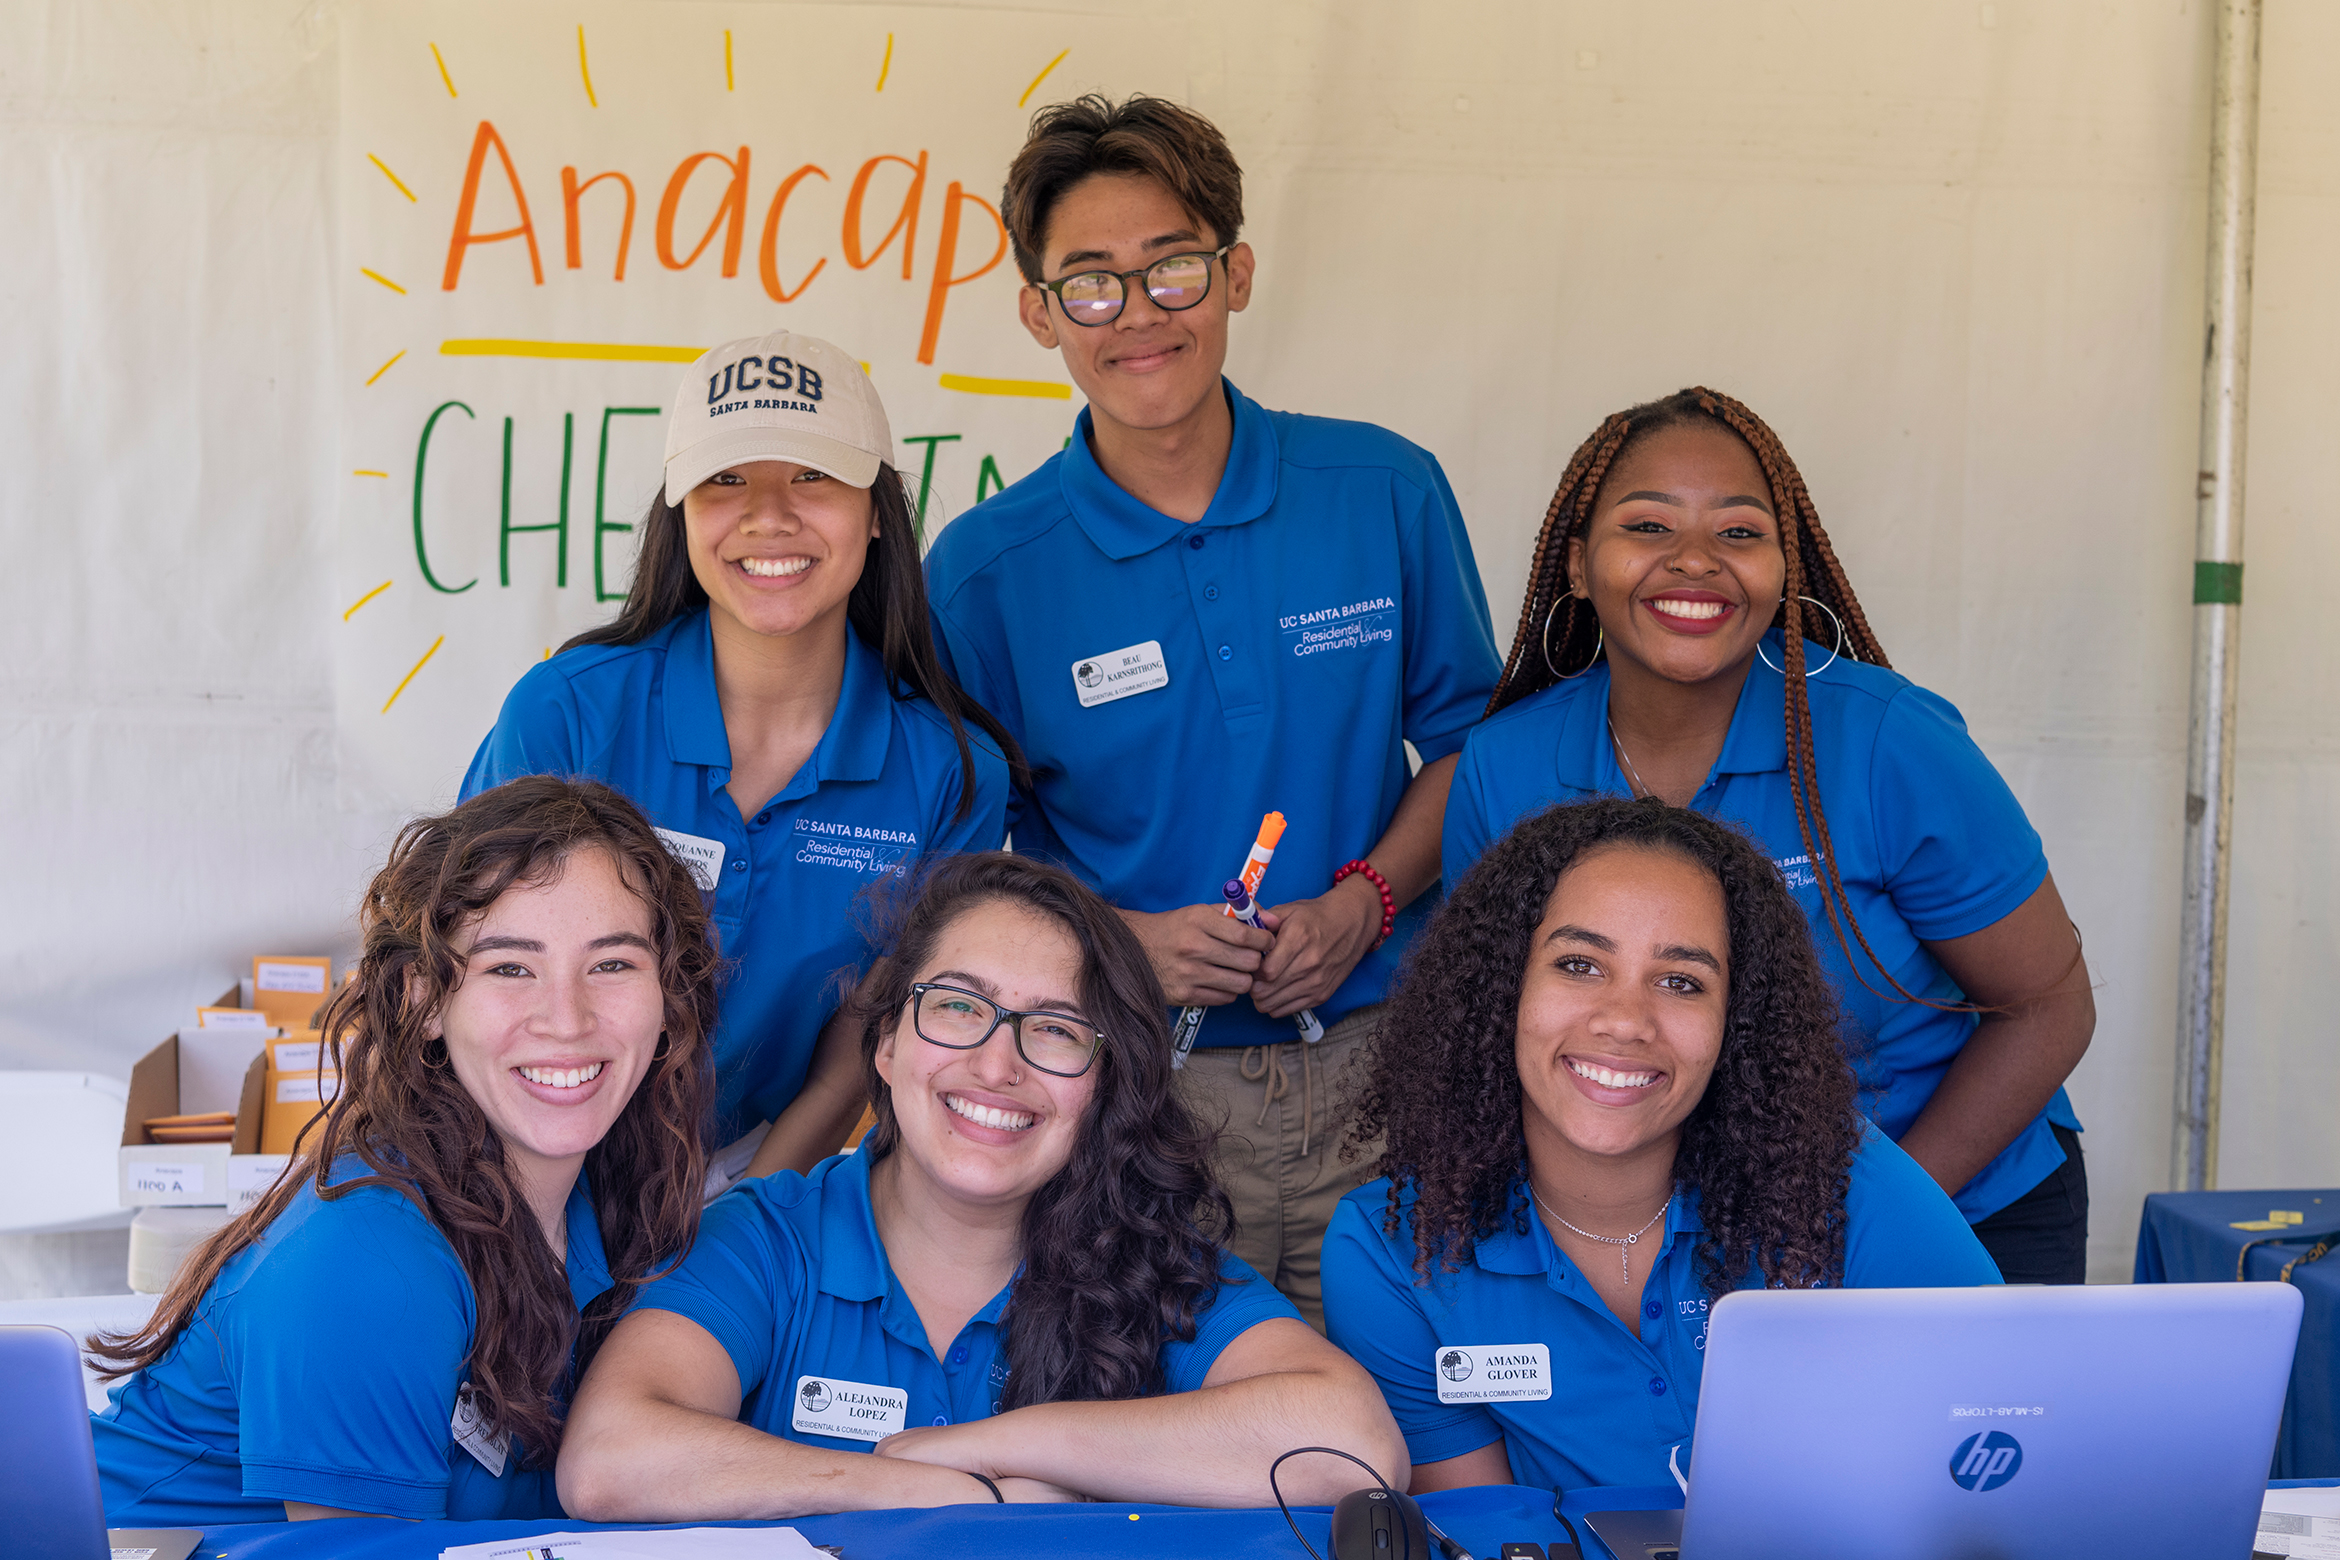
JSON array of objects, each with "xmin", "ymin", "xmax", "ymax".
[
  {"xmin": 1394, "ymin": 459, "xmax": 1501, "ymax": 765},
  {"xmin": 1320, "ymin": 1197, "xmax": 1505, "ymax": 1467},
  {"xmin": 226, "ymin": 1189, "xmax": 475, "ymax": 1519},
  {"xmin": 1842, "ymin": 1124, "xmax": 2007, "ymax": 1287},
  {"xmin": 1868, "ymin": 685, "xmax": 2049, "ymax": 942},
  {"xmin": 926, "ymin": 727, "xmax": 1012, "ymax": 858},
  {"xmin": 1158, "ymin": 1251, "xmax": 1307, "ymax": 1394},
  {"xmin": 631, "ymin": 1186, "xmax": 802, "ymax": 1400},
  {"xmin": 1439, "ymin": 731, "xmax": 1501, "ymax": 891},
  {"xmin": 460, "ymin": 663, "xmax": 586, "ymax": 801}
]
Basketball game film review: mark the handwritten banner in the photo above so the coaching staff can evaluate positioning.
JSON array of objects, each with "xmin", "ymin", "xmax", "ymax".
[{"xmin": 336, "ymin": 2, "xmax": 1140, "ymax": 809}]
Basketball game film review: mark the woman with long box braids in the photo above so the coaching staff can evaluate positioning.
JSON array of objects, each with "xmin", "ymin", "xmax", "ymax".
[{"xmin": 1440, "ymin": 388, "xmax": 2093, "ymax": 1285}]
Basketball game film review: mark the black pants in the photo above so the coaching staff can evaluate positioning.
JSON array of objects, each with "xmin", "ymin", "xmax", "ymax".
[{"xmin": 1970, "ymin": 1123, "xmax": 2089, "ymax": 1284}]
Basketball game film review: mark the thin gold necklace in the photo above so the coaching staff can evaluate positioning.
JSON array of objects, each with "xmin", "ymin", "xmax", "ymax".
[{"xmin": 1532, "ymin": 1184, "xmax": 1671, "ymax": 1288}]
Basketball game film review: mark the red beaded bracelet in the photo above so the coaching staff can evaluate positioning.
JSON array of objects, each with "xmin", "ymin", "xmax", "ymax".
[{"xmin": 1333, "ymin": 859, "xmax": 1397, "ymax": 948}]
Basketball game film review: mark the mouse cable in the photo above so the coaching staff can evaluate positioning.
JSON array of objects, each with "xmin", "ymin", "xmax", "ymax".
[{"xmin": 1269, "ymin": 1445, "xmax": 1402, "ymax": 1560}]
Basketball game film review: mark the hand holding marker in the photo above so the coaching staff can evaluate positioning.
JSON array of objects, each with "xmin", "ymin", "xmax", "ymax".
[
  {"xmin": 1170, "ymin": 812, "xmax": 1323, "ymax": 1067},
  {"xmin": 1223, "ymin": 877, "xmax": 1325, "ymax": 1045}
]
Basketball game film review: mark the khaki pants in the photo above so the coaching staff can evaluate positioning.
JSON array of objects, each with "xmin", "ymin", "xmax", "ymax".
[{"xmin": 1173, "ymin": 1004, "xmax": 1384, "ymax": 1331}]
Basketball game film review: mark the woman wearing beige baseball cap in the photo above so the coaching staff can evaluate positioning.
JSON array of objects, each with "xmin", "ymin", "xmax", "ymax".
[{"xmin": 463, "ymin": 329, "xmax": 1025, "ymax": 1187}]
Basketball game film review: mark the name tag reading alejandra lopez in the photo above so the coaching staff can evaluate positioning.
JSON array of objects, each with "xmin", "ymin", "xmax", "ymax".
[
  {"xmin": 792, "ymin": 1374, "xmax": 909, "ymax": 1441},
  {"xmin": 1433, "ymin": 1343, "xmax": 1553, "ymax": 1404}
]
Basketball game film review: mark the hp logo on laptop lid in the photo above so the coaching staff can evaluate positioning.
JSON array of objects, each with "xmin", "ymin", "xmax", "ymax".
[{"xmin": 1949, "ymin": 1430, "xmax": 2024, "ymax": 1492}]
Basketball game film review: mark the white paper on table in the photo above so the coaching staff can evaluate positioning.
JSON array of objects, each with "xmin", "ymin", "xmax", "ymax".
[
  {"xmin": 2257, "ymin": 1494, "xmax": 2340, "ymax": 1557},
  {"xmin": 439, "ymin": 1526, "xmax": 830, "ymax": 1560}
]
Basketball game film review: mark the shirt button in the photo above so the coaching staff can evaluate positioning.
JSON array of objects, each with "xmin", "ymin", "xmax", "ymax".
[
  {"xmin": 1217, "ymin": 644, "xmax": 1233, "ymax": 660},
  {"xmin": 1204, "ymin": 585, "xmax": 1219, "ymax": 600},
  {"xmin": 755, "ymin": 811, "xmax": 770, "ymax": 826},
  {"xmin": 730, "ymin": 860, "xmax": 746, "ymax": 873},
  {"xmin": 1644, "ymin": 1300, "xmax": 1663, "ymax": 1320},
  {"xmin": 949, "ymin": 1347, "xmax": 968, "ymax": 1365},
  {"xmin": 1188, "ymin": 534, "xmax": 1206, "ymax": 550},
  {"xmin": 932, "ymin": 1414, "xmax": 949, "ymax": 1426},
  {"xmin": 1648, "ymin": 1376, "xmax": 1669, "ymax": 1396}
]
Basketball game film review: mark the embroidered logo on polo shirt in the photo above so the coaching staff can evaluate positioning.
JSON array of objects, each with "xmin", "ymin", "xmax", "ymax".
[
  {"xmin": 1773, "ymin": 854, "xmax": 1818, "ymax": 891},
  {"xmin": 791, "ymin": 1374, "xmax": 908, "ymax": 1441},
  {"xmin": 1071, "ymin": 640, "xmax": 1169, "ymax": 707},
  {"xmin": 793, "ymin": 818, "xmax": 918, "ymax": 876},
  {"xmin": 1432, "ymin": 1343, "xmax": 1552, "ymax": 1403},
  {"xmin": 1279, "ymin": 596, "xmax": 1396, "ymax": 659}
]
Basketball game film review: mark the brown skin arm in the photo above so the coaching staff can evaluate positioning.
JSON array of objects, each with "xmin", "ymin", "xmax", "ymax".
[
  {"xmin": 1406, "ymin": 1440, "xmax": 1514, "ymax": 1495},
  {"xmin": 1250, "ymin": 754, "xmax": 1457, "ymax": 1017},
  {"xmin": 1895, "ymin": 873, "xmax": 2094, "ymax": 1199}
]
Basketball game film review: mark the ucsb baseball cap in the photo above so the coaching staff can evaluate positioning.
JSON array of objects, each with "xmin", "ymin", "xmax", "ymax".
[{"xmin": 662, "ymin": 330, "xmax": 894, "ymax": 503}]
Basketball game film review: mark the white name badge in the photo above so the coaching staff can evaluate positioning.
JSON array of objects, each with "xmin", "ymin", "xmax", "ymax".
[
  {"xmin": 1434, "ymin": 1343, "xmax": 1554, "ymax": 1404},
  {"xmin": 655, "ymin": 827, "xmax": 727, "ymax": 892},
  {"xmin": 1071, "ymin": 640, "xmax": 1169, "ymax": 708},
  {"xmin": 791, "ymin": 1373, "xmax": 909, "ymax": 1441},
  {"xmin": 450, "ymin": 1382, "xmax": 510, "ymax": 1477}
]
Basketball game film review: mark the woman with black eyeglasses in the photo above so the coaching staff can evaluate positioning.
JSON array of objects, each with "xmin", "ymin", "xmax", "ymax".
[{"xmin": 557, "ymin": 851, "xmax": 1406, "ymax": 1516}]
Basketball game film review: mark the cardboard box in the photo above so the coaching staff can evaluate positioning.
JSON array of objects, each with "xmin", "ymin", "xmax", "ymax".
[
  {"xmin": 251, "ymin": 956, "xmax": 333, "ymax": 1031},
  {"xmin": 117, "ymin": 984, "xmax": 290, "ymax": 1208}
]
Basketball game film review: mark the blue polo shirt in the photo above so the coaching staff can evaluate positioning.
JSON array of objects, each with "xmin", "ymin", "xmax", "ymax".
[
  {"xmin": 1322, "ymin": 1124, "xmax": 2000, "ymax": 1493},
  {"xmin": 925, "ymin": 382, "xmax": 1500, "ymax": 1049},
  {"xmin": 636, "ymin": 1149, "xmax": 1303, "ymax": 1442},
  {"xmin": 464, "ymin": 611, "xmax": 1010, "ymax": 1133},
  {"xmin": 95, "ymin": 1165, "xmax": 608, "ymax": 1523},
  {"xmin": 1441, "ymin": 632, "xmax": 2079, "ymax": 1223}
]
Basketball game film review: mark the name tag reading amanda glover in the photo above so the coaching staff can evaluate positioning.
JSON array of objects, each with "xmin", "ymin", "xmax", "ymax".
[{"xmin": 1433, "ymin": 1343, "xmax": 1553, "ymax": 1404}]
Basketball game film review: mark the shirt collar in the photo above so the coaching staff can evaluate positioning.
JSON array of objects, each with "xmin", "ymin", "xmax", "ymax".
[
  {"xmin": 662, "ymin": 611, "xmax": 896, "ymax": 789},
  {"xmin": 1548, "ymin": 631, "xmax": 1792, "ymax": 789},
  {"xmin": 562, "ymin": 1172, "xmax": 613, "ymax": 1310},
  {"xmin": 1058, "ymin": 379, "xmax": 1280, "ymax": 560}
]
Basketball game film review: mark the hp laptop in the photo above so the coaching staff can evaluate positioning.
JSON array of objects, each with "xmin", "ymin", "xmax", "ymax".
[
  {"xmin": 1, "ymin": 1324, "xmax": 201, "ymax": 1560},
  {"xmin": 1586, "ymin": 1282, "xmax": 2300, "ymax": 1560}
]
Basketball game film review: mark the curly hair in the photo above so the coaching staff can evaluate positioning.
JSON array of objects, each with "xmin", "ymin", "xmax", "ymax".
[
  {"xmin": 91, "ymin": 776, "xmax": 719, "ymax": 1466},
  {"xmin": 1352, "ymin": 797, "xmax": 1863, "ymax": 1297},
  {"xmin": 853, "ymin": 851, "xmax": 1233, "ymax": 1409}
]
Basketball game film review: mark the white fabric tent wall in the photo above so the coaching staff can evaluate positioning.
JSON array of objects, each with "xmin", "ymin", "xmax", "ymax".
[{"xmin": 1, "ymin": 0, "xmax": 2332, "ymax": 1284}]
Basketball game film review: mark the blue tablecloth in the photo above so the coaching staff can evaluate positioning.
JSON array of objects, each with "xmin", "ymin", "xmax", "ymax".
[
  {"xmin": 201, "ymin": 1483, "xmax": 1577, "ymax": 1560},
  {"xmin": 2135, "ymin": 1189, "xmax": 2340, "ymax": 1478}
]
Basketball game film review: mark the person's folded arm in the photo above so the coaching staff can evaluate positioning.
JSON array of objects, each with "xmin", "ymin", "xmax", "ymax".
[
  {"xmin": 870, "ymin": 1317, "xmax": 1408, "ymax": 1507},
  {"xmin": 557, "ymin": 1308, "xmax": 1010, "ymax": 1520}
]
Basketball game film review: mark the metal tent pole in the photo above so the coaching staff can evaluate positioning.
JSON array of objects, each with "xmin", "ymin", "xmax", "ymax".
[{"xmin": 2173, "ymin": 0, "xmax": 2263, "ymax": 1193}]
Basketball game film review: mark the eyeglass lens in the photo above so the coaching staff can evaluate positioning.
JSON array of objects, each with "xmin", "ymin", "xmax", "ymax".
[
  {"xmin": 1053, "ymin": 253, "xmax": 1216, "ymax": 325},
  {"xmin": 915, "ymin": 987, "xmax": 1099, "ymax": 1075}
]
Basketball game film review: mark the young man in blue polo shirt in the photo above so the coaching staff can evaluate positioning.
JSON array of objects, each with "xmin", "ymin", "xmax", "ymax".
[{"xmin": 924, "ymin": 95, "xmax": 1500, "ymax": 1327}]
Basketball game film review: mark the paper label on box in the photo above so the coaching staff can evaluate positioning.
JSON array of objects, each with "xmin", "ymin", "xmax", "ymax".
[
  {"xmin": 654, "ymin": 827, "xmax": 727, "ymax": 892},
  {"xmin": 1433, "ymin": 1343, "xmax": 1553, "ymax": 1403},
  {"xmin": 129, "ymin": 1162, "xmax": 206, "ymax": 1198},
  {"xmin": 256, "ymin": 961, "xmax": 327, "ymax": 994},
  {"xmin": 275, "ymin": 1074, "xmax": 341, "ymax": 1105},
  {"xmin": 791, "ymin": 1374, "xmax": 907, "ymax": 1441},
  {"xmin": 273, "ymin": 1041, "xmax": 323, "ymax": 1071},
  {"xmin": 198, "ymin": 1007, "xmax": 270, "ymax": 1031},
  {"xmin": 228, "ymin": 1156, "xmax": 292, "ymax": 1212}
]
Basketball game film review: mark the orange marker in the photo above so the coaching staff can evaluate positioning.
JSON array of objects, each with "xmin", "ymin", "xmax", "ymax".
[{"xmin": 1172, "ymin": 812, "xmax": 1290, "ymax": 1067}]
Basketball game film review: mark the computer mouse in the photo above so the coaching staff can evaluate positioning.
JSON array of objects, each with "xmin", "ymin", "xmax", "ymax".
[{"xmin": 1330, "ymin": 1485, "xmax": 1432, "ymax": 1560}]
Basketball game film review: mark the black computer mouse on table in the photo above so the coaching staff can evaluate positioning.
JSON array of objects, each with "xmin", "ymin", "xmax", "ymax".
[{"xmin": 1331, "ymin": 1485, "xmax": 1432, "ymax": 1560}]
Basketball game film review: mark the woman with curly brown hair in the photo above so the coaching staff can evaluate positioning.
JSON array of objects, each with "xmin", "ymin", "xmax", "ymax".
[
  {"xmin": 560, "ymin": 851, "xmax": 1403, "ymax": 1517},
  {"xmin": 1322, "ymin": 798, "xmax": 1998, "ymax": 1495},
  {"xmin": 1443, "ymin": 388, "xmax": 2094, "ymax": 1285},
  {"xmin": 90, "ymin": 776, "xmax": 719, "ymax": 1523}
]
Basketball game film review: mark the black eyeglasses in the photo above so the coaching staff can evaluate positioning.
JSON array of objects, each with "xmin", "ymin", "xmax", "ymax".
[
  {"xmin": 1032, "ymin": 247, "xmax": 1231, "ymax": 327},
  {"xmin": 906, "ymin": 983, "xmax": 1104, "ymax": 1078}
]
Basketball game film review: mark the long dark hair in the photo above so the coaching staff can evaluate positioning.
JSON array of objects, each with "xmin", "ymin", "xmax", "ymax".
[
  {"xmin": 854, "ymin": 852, "xmax": 1231, "ymax": 1408},
  {"xmin": 565, "ymin": 464, "xmax": 1029, "ymax": 813},
  {"xmin": 1485, "ymin": 387, "xmax": 1934, "ymax": 1005},
  {"xmin": 91, "ymin": 777, "xmax": 719, "ymax": 1466},
  {"xmin": 1353, "ymin": 797, "xmax": 1864, "ymax": 1297}
]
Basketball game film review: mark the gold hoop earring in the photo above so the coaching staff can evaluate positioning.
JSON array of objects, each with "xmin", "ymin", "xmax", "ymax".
[
  {"xmin": 1543, "ymin": 595, "xmax": 1605, "ymax": 681},
  {"xmin": 1759, "ymin": 595, "xmax": 1845, "ymax": 677}
]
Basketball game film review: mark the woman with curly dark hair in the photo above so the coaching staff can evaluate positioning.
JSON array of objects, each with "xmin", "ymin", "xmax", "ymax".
[
  {"xmin": 561, "ymin": 851, "xmax": 1404, "ymax": 1516},
  {"xmin": 91, "ymin": 776, "xmax": 718, "ymax": 1523},
  {"xmin": 1322, "ymin": 798, "xmax": 1997, "ymax": 1495}
]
